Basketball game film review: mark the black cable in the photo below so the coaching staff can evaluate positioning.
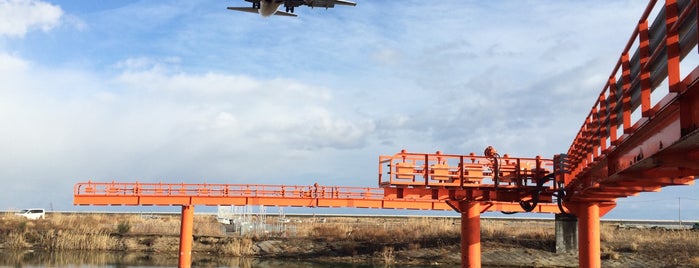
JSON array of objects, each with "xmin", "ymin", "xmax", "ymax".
[
  {"xmin": 555, "ymin": 181, "xmax": 573, "ymax": 216},
  {"xmin": 519, "ymin": 173, "xmax": 555, "ymax": 212},
  {"xmin": 491, "ymin": 153, "xmax": 501, "ymax": 188}
]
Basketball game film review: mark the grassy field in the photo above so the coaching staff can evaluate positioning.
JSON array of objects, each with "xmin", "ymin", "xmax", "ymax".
[{"xmin": 0, "ymin": 212, "xmax": 698, "ymax": 266}]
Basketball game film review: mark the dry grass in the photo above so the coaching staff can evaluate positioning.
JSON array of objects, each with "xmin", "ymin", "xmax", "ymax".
[
  {"xmin": 381, "ymin": 246, "xmax": 395, "ymax": 265},
  {"xmin": 2, "ymin": 212, "xmax": 698, "ymax": 266},
  {"xmin": 293, "ymin": 217, "xmax": 557, "ymax": 247},
  {"xmin": 38, "ymin": 230, "xmax": 118, "ymax": 250},
  {"xmin": 692, "ymin": 256, "xmax": 699, "ymax": 266},
  {"xmin": 481, "ymin": 219, "xmax": 554, "ymax": 240},
  {"xmin": 217, "ymin": 238, "xmax": 255, "ymax": 256},
  {"xmin": 194, "ymin": 215, "xmax": 224, "ymax": 236},
  {"xmin": 0, "ymin": 213, "xmax": 223, "ymax": 251},
  {"xmin": 600, "ymin": 223, "xmax": 699, "ymax": 264},
  {"xmin": 309, "ymin": 223, "xmax": 354, "ymax": 241},
  {"xmin": 297, "ymin": 217, "xmax": 460, "ymax": 244},
  {"xmin": 0, "ymin": 213, "xmax": 121, "ymax": 250},
  {"xmin": 5, "ymin": 232, "xmax": 27, "ymax": 248}
]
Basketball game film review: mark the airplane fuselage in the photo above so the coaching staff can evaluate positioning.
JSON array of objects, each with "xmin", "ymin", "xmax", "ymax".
[{"xmin": 259, "ymin": 0, "xmax": 282, "ymax": 17}]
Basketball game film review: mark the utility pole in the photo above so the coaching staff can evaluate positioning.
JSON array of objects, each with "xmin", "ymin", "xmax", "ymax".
[{"xmin": 678, "ymin": 197, "xmax": 682, "ymax": 227}]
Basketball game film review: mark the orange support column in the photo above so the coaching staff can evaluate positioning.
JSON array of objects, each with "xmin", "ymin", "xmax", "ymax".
[
  {"xmin": 578, "ymin": 202, "xmax": 600, "ymax": 268},
  {"xmin": 178, "ymin": 205, "xmax": 194, "ymax": 268},
  {"xmin": 461, "ymin": 201, "xmax": 481, "ymax": 268}
]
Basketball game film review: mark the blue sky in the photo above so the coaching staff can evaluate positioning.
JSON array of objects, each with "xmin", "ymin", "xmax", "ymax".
[{"xmin": 0, "ymin": 0, "xmax": 697, "ymax": 220}]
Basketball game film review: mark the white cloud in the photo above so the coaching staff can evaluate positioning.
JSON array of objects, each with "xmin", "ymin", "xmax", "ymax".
[
  {"xmin": 0, "ymin": 56, "xmax": 377, "ymax": 201},
  {"xmin": 113, "ymin": 57, "xmax": 181, "ymax": 71},
  {"xmin": 0, "ymin": 52, "xmax": 28, "ymax": 72},
  {"xmin": 0, "ymin": 0, "xmax": 62, "ymax": 37},
  {"xmin": 371, "ymin": 49, "xmax": 402, "ymax": 66}
]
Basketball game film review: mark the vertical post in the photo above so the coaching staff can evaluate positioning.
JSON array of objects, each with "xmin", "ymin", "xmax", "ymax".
[
  {"xmin": 584, "ymin": 116, "xmax": 594, "ymax": 164},
  {"xmin": 621, "ymin": 53, "xmax": 632, "ymax": 134},
  {"xmin": 608, "ymin": 76, "xmax": 619, "ymax": 146},
  {"xmin": 424, "ymin": 154, "xmax": 430, "ymax": 186},
  {"xmin": 461, "ymin": 201, "xmax": 481, "ymax": 268},
  {"xmin": 578, "ymin": 203, "xmax": 600, "ymax": 268},
  {"xmin": 597, "ymin": 93, "xmax": 608, "ymax": 153},
  {"xmin": 678, "ymin": 197, "xmax": 682, "ymax": 227},
  {"xmin": 639, "ymin": 19, "xmax": 653, "ymax": 117},
  {"xmin": 665, "ymin": 0, "xmax": 681, "ymax": 93},
  {"xmin": 459, "ymin": 155, "xmax": 465, "ymax": 188},
  {"xmin": 591, "ymin": 104, "xmax": 599, "ymax": 159},
  {"xmin": 179, "ymin": 205, "xmax": 194, "ymax": 268}
]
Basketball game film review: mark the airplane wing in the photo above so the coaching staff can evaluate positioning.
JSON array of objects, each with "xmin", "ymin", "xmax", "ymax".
[
  {"xmin": 226, "ymin": 6, "xmax": 298, "ymax": 17},
  {"xmin": 330, "ymin": 0, "xmax": 357, "ymax": 6},
  {"xmin": 308, "ymin": 0, "xmax": 356, "ymax": 7},
  {"xmin": 286, "ymin": 0, "xmax": 356, "ymax": 9},
  {"xmin": 271, "ymin": 10, "xmax": 297, "ymax": 17},
  {"xmin": 226, "ymin": 7, "xmax": 258, "ymax": 14},
  {"xmin": 228, "ymin": 0, "xmax": 355, "ymax": 17}
]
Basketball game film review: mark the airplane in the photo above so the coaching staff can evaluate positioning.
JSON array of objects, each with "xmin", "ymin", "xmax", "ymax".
[{"xmin": 227, "ymin": 0, "xmax": 356, "ymax": 17}]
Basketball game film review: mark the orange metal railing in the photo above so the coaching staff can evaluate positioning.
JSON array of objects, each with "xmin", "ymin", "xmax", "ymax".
[
  {"xmin": 73, "ymin": 181, "xmax": 453, "ymax": 210},
  {"xmin": 73, "ymin": 181, "xmax": 565, "ymax": 212},
  {"xmin": 379, "ymin": 149, "xmax": 554, "ymax": 189},
  {"xmin": 74, "ymin": 181, "xmax": 382, "ymax": 199},
  {"xmin": 564, "ymin": 0, "xmax": 699, "ymax": 202},
  {"xmin": 73, "ymin": 182, "xmax": 383, "ymax": 198}
]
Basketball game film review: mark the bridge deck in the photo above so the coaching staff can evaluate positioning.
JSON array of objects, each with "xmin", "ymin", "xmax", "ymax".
[{"xmin": 73, "ymin": 181, "xmax": 562, "ymax": 213}]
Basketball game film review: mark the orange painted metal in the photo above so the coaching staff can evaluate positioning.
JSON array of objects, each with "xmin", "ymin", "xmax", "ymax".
[
  {"xmin": 564, "ymin": 0, "xmax": 699, "ymax": 204},
  {"xmin": 178, "ymin": 205, "xmax": 194, "ymax": 268},
  {"xmin": 73, "ymin": 181, "xmax": 563, "ymax": 213},
  {"xmin": 577, "ymin": 203, "xmax": 601, "ymax": 268},
  {"xmin": 378, "ymin": 150, "xmax": 561, "ymax": 211},
  {"xmin": 379, "ymin": 150, "xmax": 553, "ymax": 189},
  {"xmin": 461, "ymin": 202, "xmax": 481, "ymax": 268},
  {"xmin": 563, "ymin": 2, "xmax": 699, "ymax": 267}
]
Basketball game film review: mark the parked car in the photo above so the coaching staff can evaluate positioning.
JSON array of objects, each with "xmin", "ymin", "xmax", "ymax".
[{"xmin": 15, "ymin": 208, "xmax": 45, "ymax": 220}]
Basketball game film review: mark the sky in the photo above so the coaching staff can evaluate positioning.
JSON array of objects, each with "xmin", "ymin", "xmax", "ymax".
[{"xmin": 0, "ymin": 0, "xmax": 697, "ymax": 220}]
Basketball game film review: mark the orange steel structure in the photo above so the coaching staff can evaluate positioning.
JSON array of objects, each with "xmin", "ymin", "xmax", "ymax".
[
  {"xmin": 73, "ymin": 181, "xmax": 565, "ymax": 213},
  {"xmin": 562, "ymin": 0, "xmax": 699, "ymax": 266},
  {"xmin": 73, "ymin": 0, "xmax": 699, "ymax": 267},
  {"xmin": 74, "ymin": 180, "xmax": 562, "ymax": 268},
  {"xmin": 74, "ymin": 150, "xmax": 563, "ymax": 268}
]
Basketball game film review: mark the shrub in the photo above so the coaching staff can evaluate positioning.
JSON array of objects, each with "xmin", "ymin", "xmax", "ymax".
[{"xmin": 117, "ymin": 221, "xmax": 131, "ymax": 234}]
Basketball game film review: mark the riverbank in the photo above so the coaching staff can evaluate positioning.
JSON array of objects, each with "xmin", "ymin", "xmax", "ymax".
[{"xmin": 1, "ymin": 212, "xmax": 698, "ymax": 267}]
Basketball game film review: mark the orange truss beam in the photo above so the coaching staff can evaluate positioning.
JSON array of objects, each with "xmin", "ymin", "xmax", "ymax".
[
  {"xmin": 564, "ymin": 0, "xmax": 699, "ymax": 203},
  {"xmin": 73, "ymin": 181, "xmax": 562, "ymax": 213}
]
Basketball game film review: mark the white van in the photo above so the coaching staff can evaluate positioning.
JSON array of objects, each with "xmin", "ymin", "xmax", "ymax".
[{"xmin": 15, "ymin": 208, "xmax": 46, "ymax": 220}]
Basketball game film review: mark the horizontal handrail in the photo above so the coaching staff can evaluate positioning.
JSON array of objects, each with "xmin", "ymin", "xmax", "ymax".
[
  {"xmin": 565, "ymin": 0, "xmax": 698, "ymax": 184},
  {"xmin": 75, "ymin": 181, "xmax": 387, "ymax": 200},
  {"xmin": 378, "ymin": 150, "xmax": 554, "ymax": 189}
]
